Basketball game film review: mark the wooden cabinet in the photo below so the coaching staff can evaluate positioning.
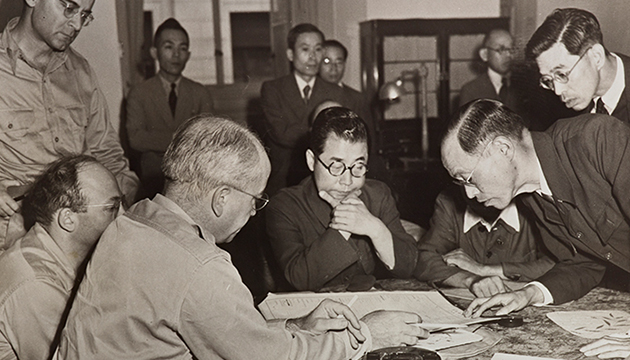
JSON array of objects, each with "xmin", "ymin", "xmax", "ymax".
[{"xmin": 360, "ymin": 18, "xmax": 510, "ymax": 162}]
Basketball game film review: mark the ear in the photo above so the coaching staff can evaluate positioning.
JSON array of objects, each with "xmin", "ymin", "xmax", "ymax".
[
  {"xmin": 286, "ymin": 48, "xmax": 294, "ymax": 62},
  {"xmin": 591, "ymin": 43, "xmax": 606, "ymax": 71},
  {"xmin": 306, "ymin": 149, "xmax": 316, "ymax": 172},
  {"xmin": 479, "ymin": 47, "xmax": 489, "ymax": 62},
  {"xmin": 57, "ymin": 208, "xmax": 76, "ymax": 233},
  {"xmin": 492, "ymin": 136, "xmax": 515, "ymax": 159},
  {"xmin": 211, "ymin": 186, "xmax": 231, "ymax": 217},
  {"xmin": 24, "ymin": 0, "xmax": 37, "ymax": 8},
  {"xmin": 150, "ymin": 46, "xmax": 158, "ymax": 61}
]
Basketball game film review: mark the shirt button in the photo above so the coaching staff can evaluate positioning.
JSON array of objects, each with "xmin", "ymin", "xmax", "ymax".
[
  {"xmin": 478, "ymin": 226, "xmax": 486, "ymax": 233},
  {"xmin": 54, "ymin": 137, "xmax": 59, "ymax": 142},
  {"xmin": 496, "ymin": 239, "xmax": 504, "ymax": 245},
  {"xmin": 486, "ymin": 251, "xmax": 493, "ymax": 258},
  {"xmin": 606, "ymin": 252, "xmax": 613, "ymax": 260},
  {"xmin": 7, "ymin": 123, "xmax": 12, "ymax": 129},
  {"xmin": 576, "ymin": 232, "xmax": 583, "ymax": 239}
]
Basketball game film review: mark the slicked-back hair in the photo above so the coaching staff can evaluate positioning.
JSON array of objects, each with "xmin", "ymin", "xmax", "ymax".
[
  {"xmin": 309, "ymin": 107, "xmax": 368, "ymax": 156},
  {"xmin": 162, "ymin": 114, "xmax": 266, "ymax": 200},
  {"xmin": 323, "ymin": 39, "xmax": 348, "ymax": 60},
  {"xmin": 153, "ymin": 18, "xmax": 189, "ymax": 47},
  {"xmin": 23, "ymin": 155, "xmax": 98, "ymax": 228},
  {"xmin": 287, "ymin": 23, "xmax": 325, "ymax": 51},
  {"xmin": 526, "ymin": 8, "xmax": 605, "ymax": 61},
  {"xmin": 443, "ymin": 99, "xmax": 528, "ymax": 155},
  {"xmin": 482, "ymin": 28, "xmax": 511, "ymax": 48}
]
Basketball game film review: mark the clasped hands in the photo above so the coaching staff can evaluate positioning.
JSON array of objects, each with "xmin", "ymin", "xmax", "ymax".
[{"xmin": 318, "ymin": 189, "xmax": 379, "ymax": 237}]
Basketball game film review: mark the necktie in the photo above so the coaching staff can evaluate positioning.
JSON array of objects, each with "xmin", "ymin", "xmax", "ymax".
[
  {"xmin": 498, "ymin": 77, "xmax": 509, "ymax": 102},
  {"xmin": 596, "ymin": 98, "xmax": 609, "ymax": 115},
  {"xmin": 303, "ymin": 85, "xmax": 311, "ymax": 104},
  {"xmin": 169, "ymin": 82, "xmax": 177, "ymax": 116}
]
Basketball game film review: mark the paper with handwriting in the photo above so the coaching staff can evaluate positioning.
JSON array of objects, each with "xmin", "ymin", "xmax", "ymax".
[{"xmin": 546, "ymin": 310, "xmax": 630, "ymax": 339}]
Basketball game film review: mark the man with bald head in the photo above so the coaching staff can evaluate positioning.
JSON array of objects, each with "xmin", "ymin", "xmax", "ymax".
[
  {"xmin": 0, "ymin": 0, "xmax": 139, "ymax": 246},
  {"xmin": 0, "ymin": 155, "xmax": 122, "ymax": 360},
  {"xmin": 460, "ymin": 29, "xmax": 519, "ymax": 110}
]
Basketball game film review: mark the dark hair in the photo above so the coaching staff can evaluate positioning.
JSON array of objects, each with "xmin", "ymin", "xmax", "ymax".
[
  {"xmin": 287, "ymin": 23, "xmax": 325, "ymax": 51},
  {"xmin": 153, "ymin": 18, "xmax": 189, "ymax": 47},
  {"xmin": 323, "ymin": 39, "xmax": 348, "ymax": 60},
  {"xmin": 443, "ymin": 99, "xmax": 527, "ymax": 154},
  {"xmin": 309, "ymin": 107, "xmax": 368, "ymax": 156},
  {"xmin": 526, "ymin": 8, "xmax": 605, "ymax": 60},
  {"xmin": 23, "ymin": 155, "xmax": 98, "ymax": 228},
  {"xmin": 482, "ymin": 28, "xmax": 511, "ymax": 48}
]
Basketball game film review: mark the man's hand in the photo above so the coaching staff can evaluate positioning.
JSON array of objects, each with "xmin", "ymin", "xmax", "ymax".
[
  {"xmin": 287, "ymin": 299, "xmax": 366, "ymax": 349},
  {"xmin": 318, "ymin": 189, "xmax": 361, "ymax": 208},
  {"xmin": 329, "ymin": 194, "xmax": 382, "ymax": 237},
  {"xmin": 464, "ymin": 285, "xmax": 543, "ymax": 318},
  {"xmin": 469, "ymin": 275, "xmax": 509, "ymax": 298},
  {"xmin": 444, "ymin": 248, "xmax": 506, "ymax": 279},
  {"xmin": 361, "ymin": 310, "xmax": 429, "ymax": 349},
  {"xmin": 580, "ymin": 337, "xmax": 630, "ymax": 359},
  {"xmin": 0, "ymin": 180, "xmax": 22, "ymax": 218}
]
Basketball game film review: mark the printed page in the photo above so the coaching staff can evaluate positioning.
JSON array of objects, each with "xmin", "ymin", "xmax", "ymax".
[{"xmin": 546, "ymin": 310, "xmax": 630, "ymax": 339}]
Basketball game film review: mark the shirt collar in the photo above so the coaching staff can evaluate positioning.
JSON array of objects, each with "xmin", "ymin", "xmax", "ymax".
[
  {"xmin": 535, "ymin": 154, "xmax": 553, "ymax": 197},
  {"xmin": 1, "ymin": 17, "xmax": 69, "ymax": 75},
  {"xmin": 31, "ymin": 223, "xmax": 76, "ymax": 279},
  {"xmin": 487, "ymin": 67, "xmax": 504, "ymax": 94},
  {"xmin": 593, "ymin": 53, "xmax": 625, "ymax": 114},
  {"xmin": 152, "ymin": 194, "xmax": 212, "ymax": 242},
  {"xmin": 463, "ymin": 201, "xmax": 520, "ymax": 233},
  {"xmin": 294, "ymin": 73, "xmax": 316, "ymax": 98},
  {"xmin": 158, "ymin": 74, "xmax": 181, "ymax": 94}
]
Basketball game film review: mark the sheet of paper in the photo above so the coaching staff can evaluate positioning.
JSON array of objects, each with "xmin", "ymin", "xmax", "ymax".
[
  {"xmin": 414, "ymin": 329, "xmax": 483, "ymax": 351},
  {"xmin": 258, "ymin": 290, "xmax": 470, "ymax": 322},
  {"xmin": 491, "ymin": 353, "xmax": 562, "ymax": 360},
  {"xmin": 546, "ymin": 310, "xmax": 630, "ymax": 339}
]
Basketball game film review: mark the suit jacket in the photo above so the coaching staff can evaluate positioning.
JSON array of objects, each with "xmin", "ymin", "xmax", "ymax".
[
  {"xmin": 520, "ymin": 114, "xmax": 630, "ymax": 304},
  {"xmin": 260, "ymin": 75, "xmax": 344, "ymax": 194},
  {"xmin": 415, "ymin": 185, "xmax": 554, "ymax": 284},
  {"xmin": 126, "ymin": 75, "xmax": 214, "ymax": 154},
  {"xmin": 459, "ymin": 72, "xmax": 521, "ymax": 113},
  {"xmin": 610, "ymin": 53, "xmax": 630, "ymax": 124},
  {"xmin": 266, "ymin": 176, "xmax": 418, "ymax": 291}
]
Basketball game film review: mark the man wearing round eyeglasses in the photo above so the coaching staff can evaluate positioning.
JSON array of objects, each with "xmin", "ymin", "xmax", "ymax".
[
  {"xmin": 267, "ymin": 107, "xmax": 418, "ymax": 291},
  {"xmin": 526, "ymin": 8, "xmax": 630, "ymax": 123},
  {"xmin": 0, "ymin": 0, "xmax": 140, "ymax": 248},
  {"xmin": 460, "ymin": 29, "xmax": 519, "ymax": 111},
  {"xmin": 442, "ymin": 99, "xmax": 630, "ymax": 359}
]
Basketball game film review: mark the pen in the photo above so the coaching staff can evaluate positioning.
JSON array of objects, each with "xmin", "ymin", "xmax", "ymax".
[{"xmin": 337, "ymin": 294, "xmax": 359, "ymax": 319}]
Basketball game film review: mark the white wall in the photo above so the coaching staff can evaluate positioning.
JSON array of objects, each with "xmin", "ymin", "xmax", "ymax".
[
  {"xmin": 535, "ymin": 0, "xmax": 630, "ymax": 56},
  {"xmin": 73, "ymin": 0, "xmax": 124, "ymax": 132}
]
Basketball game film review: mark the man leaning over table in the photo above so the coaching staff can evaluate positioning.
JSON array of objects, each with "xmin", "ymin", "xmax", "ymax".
[
  {"xmin": 441, "ymin": 98, "xmax": 630, "ymax": 359},
  {"xmin": 56, "ymin": 115, "xmax": 428, "ymax": 360},
  {"xmin": 0, "ymin": 0, "xmax": 140, "ymax": 247}
]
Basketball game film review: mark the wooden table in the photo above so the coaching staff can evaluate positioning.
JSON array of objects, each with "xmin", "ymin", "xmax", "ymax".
[{"xmin": 366, "ymin": 279, "xmax": 630, "ymax": 359}]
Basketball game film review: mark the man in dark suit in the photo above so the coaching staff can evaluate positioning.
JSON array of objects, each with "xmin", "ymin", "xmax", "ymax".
[
  {"xmin": 442, "ymin": 99, "xmax": 630, "ymax": 359},
  {"xmin": 260, "ymin": 24, "xmax": 344, "ymax": 195},
  {"xmin": 126, "ymin": 18, "xmax": 214, "ymax": 198},
  {"xmin": 320, "ymin": 40, "xmax": 376, "ymax": 155},
  {"xmin": 459, "ymin": 29, "xmax": 520, "ymax": 111},
  {"xmin": 526, "ymin": 8, "xmax": 630, "ymax": 124}
]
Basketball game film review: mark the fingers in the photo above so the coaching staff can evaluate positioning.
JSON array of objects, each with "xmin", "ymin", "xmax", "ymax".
[
  {"xmin": 318, "ymin": 191, "xmax": 339, "ymax": 207},
  {"xmin": 471, "ymin": 277, "xmax": 507, "ymax": 298},
  {"xmin": 0, "ymin": 194, "xmax": 18, "ymax": 218},
  {"xmin": 464, "ymin": 296, "xmax": 496, "ymax": 318}
]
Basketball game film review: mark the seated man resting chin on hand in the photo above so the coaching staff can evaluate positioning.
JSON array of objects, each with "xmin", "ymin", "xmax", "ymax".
[{"xmin": 266, "ymin": 107, "xmax": 418, "ymax": 291}]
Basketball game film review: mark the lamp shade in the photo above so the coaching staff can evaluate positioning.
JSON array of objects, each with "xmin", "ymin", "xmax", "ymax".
[{"xmin": 378, "ymin": 79, "xmax": 405, "ymax": 102}]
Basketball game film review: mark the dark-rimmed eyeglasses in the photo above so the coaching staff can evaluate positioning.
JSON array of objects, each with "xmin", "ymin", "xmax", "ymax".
[
  {"xmin": 539, "ymin": 47, "xmax": 592, "ymax": 91},
  {"xmin": 230, "ymin": 187, "xmax": 269, "ymax": 211},
  {"xmin": 486, "ymin": 46, "xmax": 515, "ymax": 55},
  {"xmin": 59, "ymin": 0, "xmax": 94, "ymax": 27},
  {"xmin": 316, "ymin": 156, "xmax": 368, "ymax": 178},
  {"xmin": 452, "ymin": 141, "xmax": 492, "ymax": 187}
]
